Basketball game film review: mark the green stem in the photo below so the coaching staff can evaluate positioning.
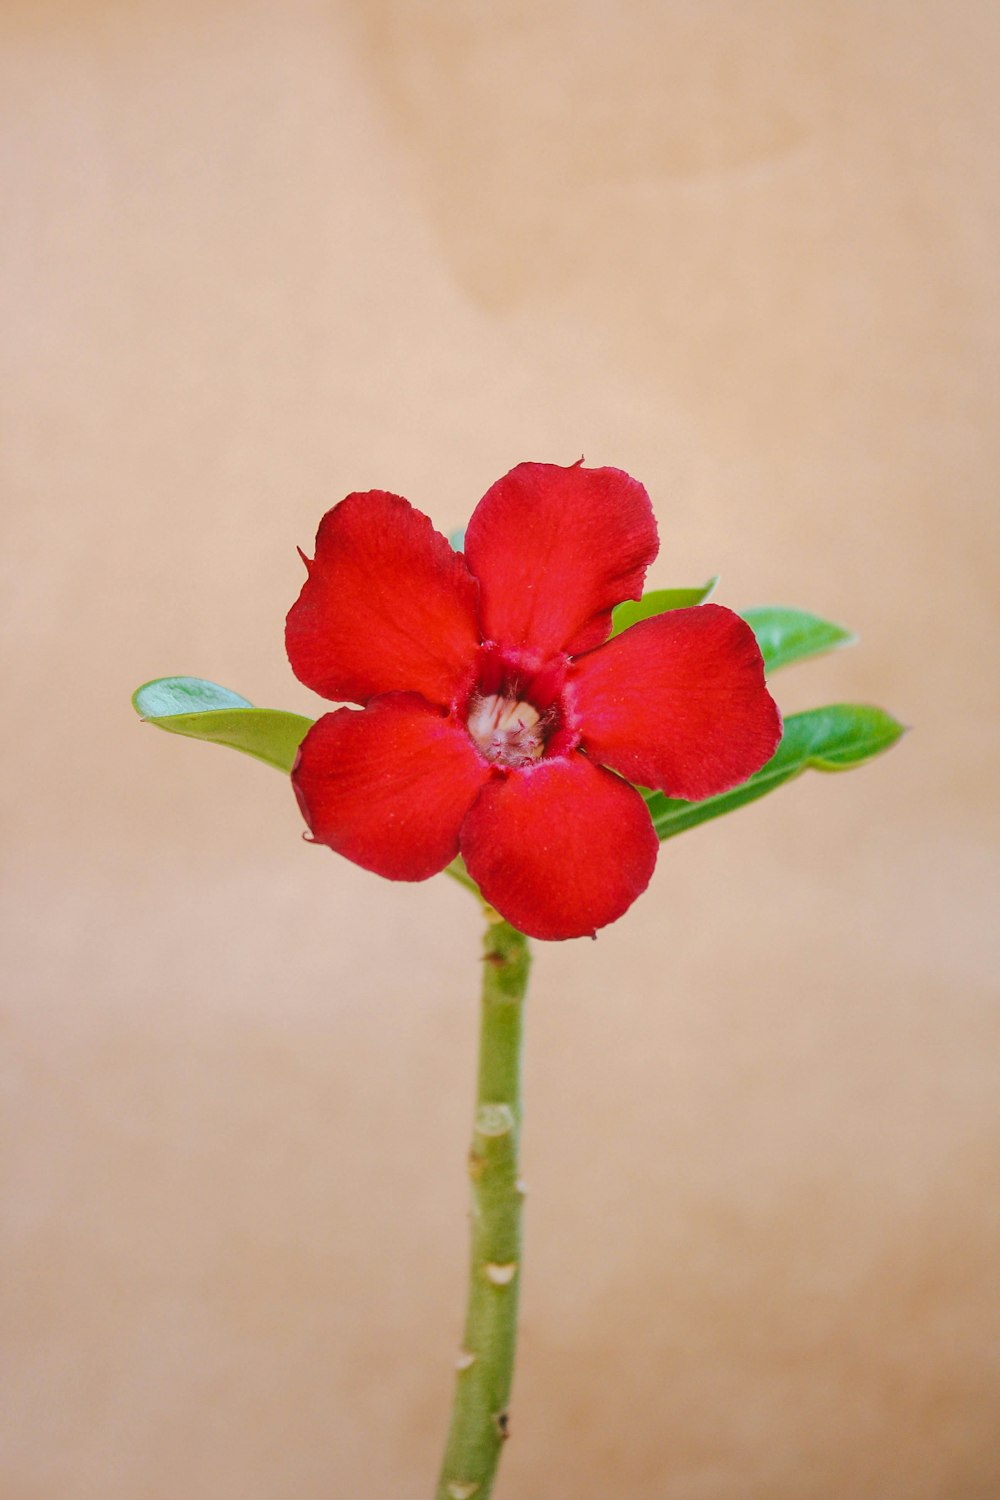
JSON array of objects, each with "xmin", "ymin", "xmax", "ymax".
[
  {"xmin": 443, "ymin": 855, "xmax": 482, "ymax": 897},
  {"xmin": 435, "ymin": 913, "xmax": 531, "ymax": 1500}
]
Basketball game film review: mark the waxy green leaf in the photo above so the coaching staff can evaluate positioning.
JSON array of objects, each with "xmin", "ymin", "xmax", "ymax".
[
  {"xmin": 133, "ymin": 677, "xmax": 314, "ymax": 773},
  {"xmin": 643, "ymin": 704, "xmax": 905, "ymax": 841},
  {"xmin": 133, "ymin": 677, "xmax": 252, "ymax": 716},
  {"xmin": 610, "ymin": 578, "xmax": 718, "ymax": 636},
  {"xmin": 741, "ymin": 606, "xmax": 855, "ymax": 675}
]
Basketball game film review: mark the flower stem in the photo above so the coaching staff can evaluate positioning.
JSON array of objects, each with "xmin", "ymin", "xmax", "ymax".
[{"xmin": 435, "ymin": 913, "xmax": 531, "ymax": 1500}]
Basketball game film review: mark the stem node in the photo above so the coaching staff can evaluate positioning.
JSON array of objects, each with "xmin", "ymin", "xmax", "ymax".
[{"xmin": 483, "ymin": 1262, "xmax": 518, "ymax": 1287}]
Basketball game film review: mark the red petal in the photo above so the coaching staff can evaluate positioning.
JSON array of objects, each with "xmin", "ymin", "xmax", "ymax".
[
  {"xmin": 568, "ymin": 604, "xmax": 782, "ymax": 800},
  {"xmin": 460, "ymin": 755, "xmax": 658, "ymax": 940},
  {"xmin": 286, "ymin": 492, "xmax": 481, "ymax": 706},
  {"xmin": 293, "ymin": 695, "xmax": 488, "ymax": 880},
  {"xmin": 463, "ymin": 462, "xmax": 659, "ymax": 657}
]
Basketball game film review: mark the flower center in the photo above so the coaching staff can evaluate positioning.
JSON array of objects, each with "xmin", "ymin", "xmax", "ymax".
[{"xmin": 466, "ymin": 693, "xmax": 546, "ymax": 768}]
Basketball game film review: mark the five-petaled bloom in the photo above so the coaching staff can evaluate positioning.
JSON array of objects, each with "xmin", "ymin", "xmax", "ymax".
[{"xmin": 286, "ymin": 461, "xmax": 781, "ymax": 941}]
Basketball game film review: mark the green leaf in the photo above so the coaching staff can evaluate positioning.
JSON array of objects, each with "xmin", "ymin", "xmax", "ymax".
[
  {"xmin": 643, "ymin": 704, "xmax": 906, "ymax": 841},
  {"xmin": 741, "ymin": 606, "xmax": 855, "ymax": 674},
  {"xmin": 448, "ymin": 526, "xmax": 467, "ymax": 552},
  {"xmin": 133, "ymin": 677, "xmax": 252, "ymax": 716},
  {"xmin": 610, "ymin": 578, "xmax": 718, "ymax": 636},
  {"xmin": 133, "ymin": 677, "xmax": 314, "ymax": 773}
]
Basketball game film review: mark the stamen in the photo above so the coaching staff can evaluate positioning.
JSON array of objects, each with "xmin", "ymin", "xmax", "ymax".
[{"xmin": 467, "ymin": 693, "xmax": 547, "ymax": 767}]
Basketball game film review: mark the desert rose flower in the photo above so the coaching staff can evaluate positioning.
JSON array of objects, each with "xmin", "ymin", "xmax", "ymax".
[{"xmin": 286, "ymin": 461, "xmax": 781, "ymax": 940}]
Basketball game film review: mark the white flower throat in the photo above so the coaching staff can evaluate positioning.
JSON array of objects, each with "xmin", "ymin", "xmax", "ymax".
[{"xmin": 467, "ymin": 693, "xmax": 546, "ymax": 767}]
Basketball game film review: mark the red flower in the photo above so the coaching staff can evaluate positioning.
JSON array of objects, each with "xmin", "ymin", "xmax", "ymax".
[{"xmin": 286, "ymin": 461, "xmax": 781, "ymax": 941}]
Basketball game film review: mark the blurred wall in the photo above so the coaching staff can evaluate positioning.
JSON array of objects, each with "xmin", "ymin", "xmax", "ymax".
[{"xmin": 2, "ymin": 3, "xmax": 998, "ymax": 1497}]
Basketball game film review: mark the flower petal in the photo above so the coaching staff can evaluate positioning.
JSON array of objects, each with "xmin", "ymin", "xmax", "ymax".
[
  {"xmin": 568, "ymin": 604, "xmax": 782, "ymax": 800},
  {"xmin": 460, "ymin": 755, "xmax": 658, "ymax": 940},
  {"xmin": 463, "ymin": 461, "xmax": 659, "ymax": 657},
  {"xmin": 293, "ymin": 694, "xmax": 489, "ymax": 880},
  {"xmin": 286, "ymin": 491, "xmax": 481, "ymax": 706}
]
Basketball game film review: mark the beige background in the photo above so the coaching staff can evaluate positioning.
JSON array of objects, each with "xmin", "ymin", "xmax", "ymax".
[{"xmin": 3, "ymin": 3, "xmax": 999, "ymax": 1497}]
